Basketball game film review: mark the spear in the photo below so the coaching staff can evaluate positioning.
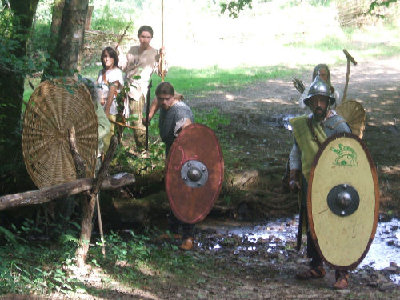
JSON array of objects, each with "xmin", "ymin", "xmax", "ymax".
[
  {"xmin": 161, "ymin": 0, "xmax": 165, "ymax": 82},
  {"xmin": 145, "ymin": 80, "xmax": 153, "ymax": 152}
]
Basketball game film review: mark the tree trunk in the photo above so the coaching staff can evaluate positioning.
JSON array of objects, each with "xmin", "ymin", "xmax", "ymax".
[
  {"xmin": 50, "ymin": 0, "xmax": 66, "ymax": 45},
  {"xmin": 54, "ymin": 0, "xmax": 89, "ymax": 75},
  {"xmin": 0, "ymin": 0, "xmax": 39, "ymax": 195},
  {"xmin": 42, "ymin": 0, "xmax": 66, "ymax": 80},
  {"xmin": 76, "ymin": 194, "xmax": 96, "ymax": 267}
]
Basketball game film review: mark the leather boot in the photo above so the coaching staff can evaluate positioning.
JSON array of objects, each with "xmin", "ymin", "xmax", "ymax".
[
  {"xmin": 296, "ymin": 265, "xmax": 326, "ymax": 280},
  {"xmin": 179, "ymin": 237, "xmax": 194, "ymax": 251},
  {"xmin": 334, "ymin": 270, "xmax": 349, "ymax": 289},
  {"xmin": 157, "ymin": 233, "xmax": 182, "ymax": 240}
]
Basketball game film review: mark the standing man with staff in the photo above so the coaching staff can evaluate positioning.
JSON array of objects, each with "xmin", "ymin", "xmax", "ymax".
[{"xmin": 121, "ymin": 25, "xmax": 166, "ymax": 150}]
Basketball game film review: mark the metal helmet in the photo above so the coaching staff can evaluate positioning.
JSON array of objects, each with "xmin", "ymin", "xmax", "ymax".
[{"xmin": 303, "ymin": 75, "xmax": 335, "ymax": 106}]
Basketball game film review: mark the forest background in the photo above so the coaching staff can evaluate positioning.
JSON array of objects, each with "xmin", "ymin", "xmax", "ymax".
[{"xmin": 1, "ymin": 0, "xmax": 400, "ymax": 298}]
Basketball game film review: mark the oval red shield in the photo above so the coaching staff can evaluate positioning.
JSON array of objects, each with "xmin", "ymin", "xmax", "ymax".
[{"xmin": 165, "ymin": 123, "xmax": 224, "ymax": 224}]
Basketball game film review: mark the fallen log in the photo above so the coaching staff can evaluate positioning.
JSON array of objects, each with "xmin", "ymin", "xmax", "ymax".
[{"xmin": 0, "ymin": 173, "xmax": 135, "ymax": 211}]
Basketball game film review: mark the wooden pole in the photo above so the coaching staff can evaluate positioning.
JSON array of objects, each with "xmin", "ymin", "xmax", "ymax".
[
  {"xmin": 161, "ymin": 0, "xmax": 165, "ymax": 82},
  {"xmin": 342, "ymin": 49, "xmax": 358, "ymax": 103},
  {"xmin": 76, "ymin": 135, "xmax": 119, "ymax": 267},
  {"xmin": 0, "ymin": 173, "xmax": 135, "ymax": 211}
]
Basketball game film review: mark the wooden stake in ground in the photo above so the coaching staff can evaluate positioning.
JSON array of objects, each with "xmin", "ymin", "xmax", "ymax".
[{"xmin": 69, "ymin": 125, "xmax": 119, "ymax": 267}]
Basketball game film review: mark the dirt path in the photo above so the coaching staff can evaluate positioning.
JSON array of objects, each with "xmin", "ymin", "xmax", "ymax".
[{"xmin": 186, "ymin": 56, "xmax": 400, "ymax": 217}]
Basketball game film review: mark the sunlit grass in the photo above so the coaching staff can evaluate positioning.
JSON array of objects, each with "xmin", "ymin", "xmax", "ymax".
[{"xmin": 148, "ymin": 65, "xmax": 296, "ymax": 99}]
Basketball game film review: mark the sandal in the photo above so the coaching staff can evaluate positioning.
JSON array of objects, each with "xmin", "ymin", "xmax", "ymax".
[{"xmin": 296, "ymin": 266, "xmax": 326, "ymax": 280}]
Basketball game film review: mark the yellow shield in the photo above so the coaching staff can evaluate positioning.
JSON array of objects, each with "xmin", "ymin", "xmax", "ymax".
[{"xmin": 307, "ymin": 133, "xmax": 379, "ymax": 270}]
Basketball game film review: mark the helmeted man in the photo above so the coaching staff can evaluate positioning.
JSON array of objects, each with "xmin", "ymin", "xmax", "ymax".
[
  {"xmin": 156, "ymin": 81, "xmax": 195, "ymax": 250},
  {"xmin": 289, "ymin": 76, "xmax": 351, "ymax": 289},
  {"xmin": 299, "ymin": 64, "xmax": 340, "ymax": 109}
]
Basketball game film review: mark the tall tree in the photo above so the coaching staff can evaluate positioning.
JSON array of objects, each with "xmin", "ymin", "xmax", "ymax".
[
  {"xmin": 0, "ymin": 0, "xmax": 39, "ymax": 194},
  {"xmin": 42, "ymin": 0, "xmax": 66, "ymax": 80},
  {"xmin": 54, "ymin": 0, "xmax": 89, "ymax": 75}
]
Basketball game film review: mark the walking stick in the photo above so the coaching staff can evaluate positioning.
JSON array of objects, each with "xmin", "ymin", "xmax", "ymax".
[
  {"xmin": 161, "ymin": 0, "xmax": 165, "ymax": 82},
  {"xmin": 95, "ymin": 194, "xmax": 106, "ymax": 256},
  {"xmin": 145, "ymin": 80, "xmax": 152, "ymax": 152},
  {"xmin": 342, "ymin": 49, "xmax": 358, "ymax": 103},
  {"xmin": 296, "ymin": 177, "xmax": 304, "ymax": 251}
]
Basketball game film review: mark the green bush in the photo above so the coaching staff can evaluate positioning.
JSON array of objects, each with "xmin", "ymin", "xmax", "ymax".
[{"xmin": 91, "ymin": 3, "xmax": 130, "ymax": 32}]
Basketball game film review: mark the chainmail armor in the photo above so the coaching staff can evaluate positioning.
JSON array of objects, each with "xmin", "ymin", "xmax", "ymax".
[{"xmin": 159, "ymin": 101, "xmax": 194, "ymax": 154}]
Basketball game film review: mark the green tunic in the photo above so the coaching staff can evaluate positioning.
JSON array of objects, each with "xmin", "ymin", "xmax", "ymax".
[{"xmin": 289, "ymin": 115, "xmax": 327, "ymax": 180}]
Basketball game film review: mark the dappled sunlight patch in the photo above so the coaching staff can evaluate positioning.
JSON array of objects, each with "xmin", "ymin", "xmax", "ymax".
[
  {"xmin": 381, "ymin": 120, "xmax": 396, "ymax": 126},
  {"xmin": 79, "ymin": 265, "xmax": 161, "ymax": 299},
  {"xmin": 261, "ymin": 98, "xmax": 292, "ymax": 105},
  {"xmin": 370, "ymin": 93, "xmax": 380, "ymax": 98},
  {"xmin": 384, "ymin": 86, "xmax": 398, "ymax": 91},
  {"xmin": 225, "ymin": 93, "xmax": 235, "ymax": 101},
  {"xmin": 381, "ymin": 100, "xmax": 395, "ymax": 105},
  {"xmin": 380, "ymin": 165, "xmax": 400, "ymax": 175},
  {"xmin": 114, "ymin": 260, "xmax": 133, "ymax": 268},
  {"xmin": 137, "ymin": 261, "xmax": 159, "ymax": 276}
]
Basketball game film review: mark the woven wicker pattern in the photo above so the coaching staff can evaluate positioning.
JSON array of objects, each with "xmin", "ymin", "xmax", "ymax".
[
  {"xmin": 336, "ymin": 100, "xmax": 366, "ymax": 139},
  {"xmin": 22, "ymin": 78, "xmax": 98, "ymax": 188}
]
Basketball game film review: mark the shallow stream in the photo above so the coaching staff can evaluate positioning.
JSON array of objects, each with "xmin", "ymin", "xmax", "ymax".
[{"xmin": 198, "ymin": 217, "xmax": 400, "ymax": 284}]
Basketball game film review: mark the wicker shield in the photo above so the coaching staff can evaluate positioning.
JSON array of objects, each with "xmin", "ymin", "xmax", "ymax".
[
  {"xmin": 336, "ymin": 100, "xmax": 366, "ymax": 139},
  {"xmin": 307, "ymin": 133, "xmax": 379, "ymax": 270},
  {"xmin": 22, "ymin": 78, "xmax": 98, "ymax": 188},
  {"xmin": 165, "ymin": 123, "xmax": 224, "ymax": 224}
]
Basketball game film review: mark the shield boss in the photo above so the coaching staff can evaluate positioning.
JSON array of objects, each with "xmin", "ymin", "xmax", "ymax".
[{"xmin": 308, "ymin": 133, "xmax": 379, "ymax": 269}]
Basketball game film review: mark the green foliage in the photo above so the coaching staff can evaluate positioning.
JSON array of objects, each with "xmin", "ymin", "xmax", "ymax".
[
  {"xmin": 194, "ymin": 107, "xmax": 230, "ymax": 131},
  {"xmin": 220, "ymin": 0, "xmax": 253, "ymax": 18},
  {"xmin": 91, "ymin": 2, "xmax": 131, "ymax": 32},
  {"xmin": 0, "ymin": 220, "xmax": 84, "ymax": 295},
  {"xmin": 28, "ymin": 22, "xmax": 51, "ymax": 53},
  {"xmin": 370, "ymin": 0, "xmax": 398, "ymax": 11},
  {"xmin": 112, "ymin": 131, "xmax": 166, "ymax": 176},
  {"xmin": 0, "ymin": 6, "xmax": 51, "ymax": 77},
  {"xmin": 0, "ymin": 5, "xmax": 13, "ymax": 38},
  {"xmin": 89, "ymin": 229, "xmax": 200, "ymax": 286},
  {"xmin": 1, "ymin": 223, "xmax": 206, "ymax": 295},
  {"xmin": 309, "ymin": 0, "xmax": 331, "ymax": 6}
]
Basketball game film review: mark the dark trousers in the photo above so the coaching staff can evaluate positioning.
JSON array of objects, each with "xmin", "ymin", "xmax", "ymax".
[
  {"xmin": 302, "ymin": 177, "xmax": 323, "ymax": 268},
  {"xmin": 167, "ymin": 212, "xmax": 195, "ymax": 239}
]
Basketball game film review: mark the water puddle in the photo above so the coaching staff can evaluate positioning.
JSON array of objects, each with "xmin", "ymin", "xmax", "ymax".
[
  {"xmin": 359, "ymin": 218, "xmax": 400, "ymax": 284},
  {"xmin": 200, "ymin": 217, "xmax": 400, "ymax": 284}
]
